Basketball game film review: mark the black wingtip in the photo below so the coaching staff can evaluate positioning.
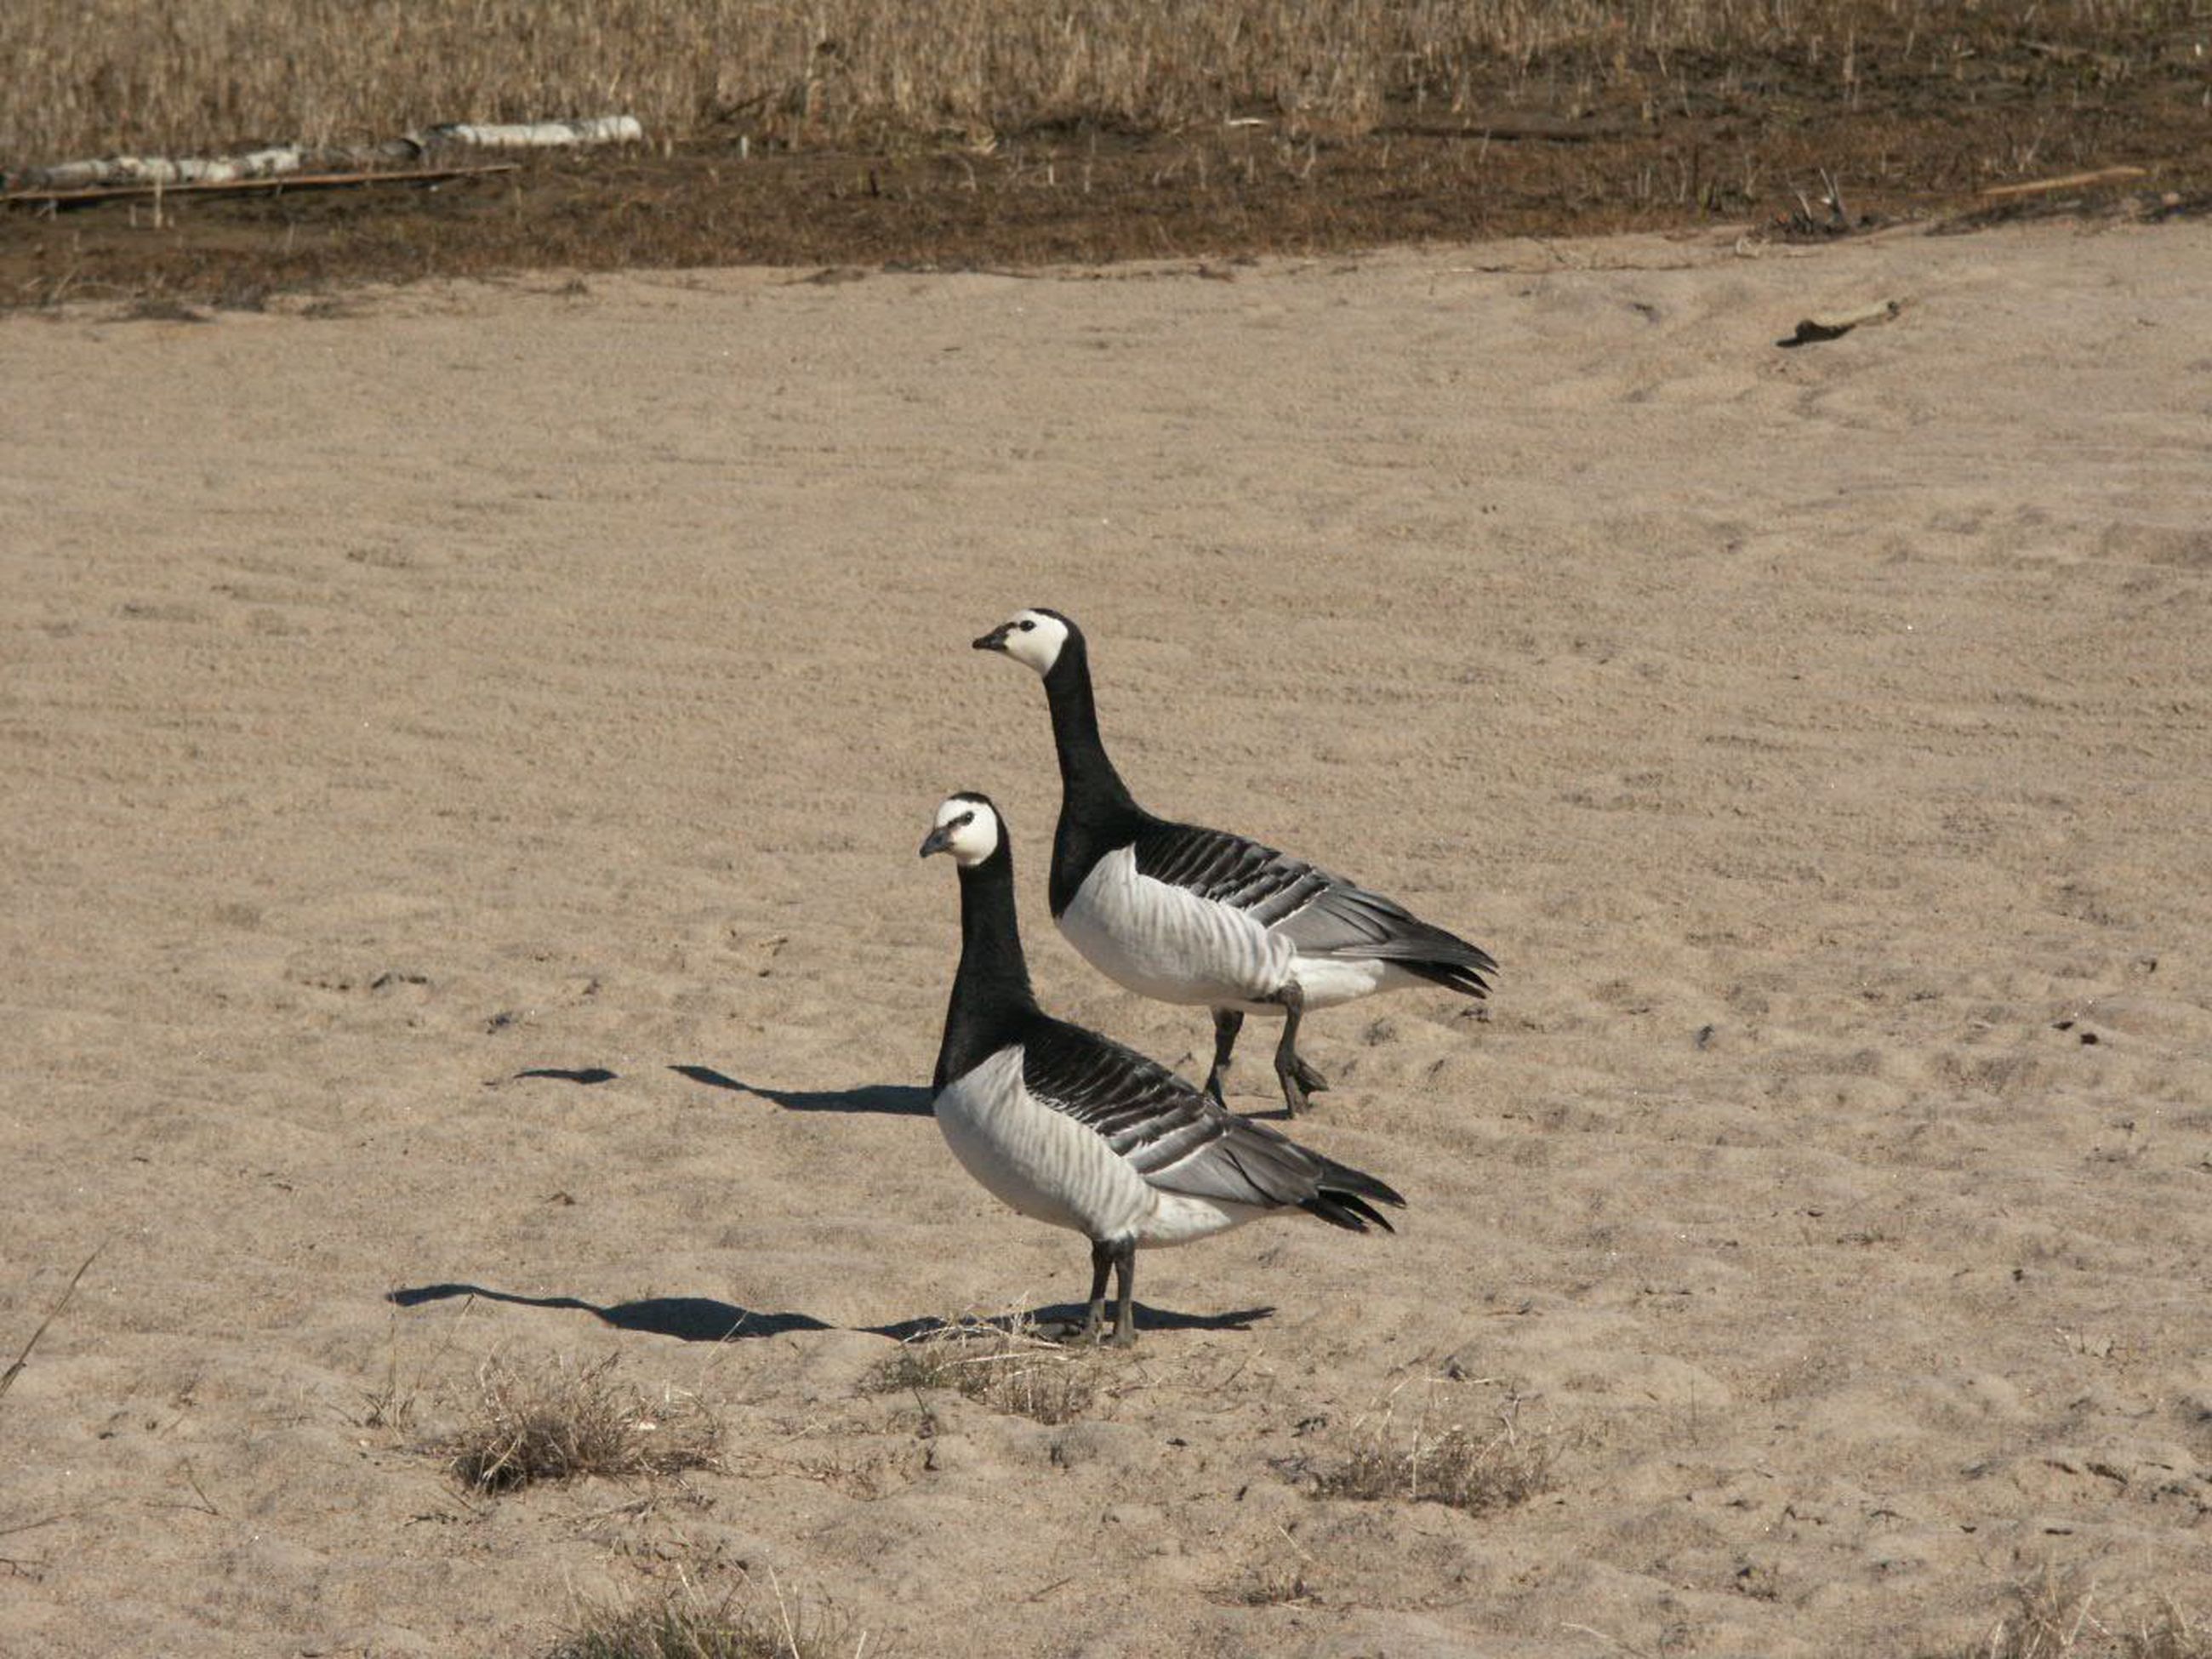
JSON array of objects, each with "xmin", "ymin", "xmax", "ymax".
[
  {"xmin": 1302, "ymin": 1190, "xmax": 1398, "ymax": 1234},
  {"xmin": 1406, "ymin": 958, "xmax": 1497, "ymax": 999},
  {"xmin": 1301, "ymin": 1156, "xmax": 1407, "ymax": 1234}
]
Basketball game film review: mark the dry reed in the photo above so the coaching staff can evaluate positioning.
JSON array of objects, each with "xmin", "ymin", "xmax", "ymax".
[{"xmin": 5, "ymin": 0, "xmax": 2194, "ymax": 168}]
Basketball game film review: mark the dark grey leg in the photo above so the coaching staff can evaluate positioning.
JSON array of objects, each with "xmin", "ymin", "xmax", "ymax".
[
  {"xmin": 1270, "ymin": 979, "xmax": 1328, "ymax": 1115},
  {"xmin": 1107, "ymin": 1239, "xmax": 1137, "ymax": 1348},
  {"xmin": 1204, "ymin": 1008, "xmax": 1243, "ymax": 1104},
  {"xmin": 1084, "ymin": 1238, "xmax": 1115, "ymax": 1343}
]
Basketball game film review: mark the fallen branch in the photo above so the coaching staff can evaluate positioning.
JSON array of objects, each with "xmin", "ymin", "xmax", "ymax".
[
  {"xmin": 1981, "ymin": 164, "xmax": 2146, "ymax": 200},
  {"xmin": 3, "ymin": 162, "xmax": 517, "ymax": 208},
  {"xmin": 1777, "ymin": 298, "xmax": 1906, "ymax": 348}
]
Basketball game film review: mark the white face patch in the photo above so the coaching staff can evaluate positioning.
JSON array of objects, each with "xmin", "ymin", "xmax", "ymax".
[
  {"xmin": 930, "ymin": 795, "xmax": 1001, "ymax": 868},
  {"xmin": 998, "ymin": 609, "xmax": 1069, "ymax": 677}
]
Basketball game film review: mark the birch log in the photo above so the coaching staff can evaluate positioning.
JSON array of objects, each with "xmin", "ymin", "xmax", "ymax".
[
  {"xmin": 11, "ymin": 117, "xmax": 640, "ymax": 194},
  {"xmin": 418, "ymin": 116, "xmax": 643, "ymax": 150}
]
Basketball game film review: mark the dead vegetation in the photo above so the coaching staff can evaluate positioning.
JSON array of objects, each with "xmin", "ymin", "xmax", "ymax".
[
  {"xmin": 441, "ymin": 1353, "xmax": 721, "ymax": 1494},
  {"xmin": 1312, "ymin": 1389, "xmax": 1557, "ymax": 1515},
  {"xmin": 4, "ymin": 0, "xmax": 2202, "ymax": 166},
  {"xmin": 1211, "ymin": 1525, "xmax": 1323, "ymax": 1609},
  {"xmin": 7, "ymin": 2, "xmax": 2207, "ymax": 309},
  {"xmin": 867, "ymin": 1316, "xmax": 1111, "ymax": 1425},
  {"xmin": 548, "ymin": 1576, "xmax": 871, "ymax": 1659},
  {"xmin": 0, "ymin": 1245, "xmax": 102, "ymax": 1408},
  {"xmin": 1931, "ymin": 1565, "xmax": 2212, "ymax": 1659}
]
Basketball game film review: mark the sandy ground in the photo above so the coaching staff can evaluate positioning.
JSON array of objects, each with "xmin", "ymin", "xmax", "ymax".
[{"xmin": 4, "ymin": 219, "xmax": 2211, "ymax": 1657}]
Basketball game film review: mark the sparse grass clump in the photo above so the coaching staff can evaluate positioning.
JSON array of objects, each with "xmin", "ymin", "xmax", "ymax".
[
  {"xmin": 1930, "ymin": 1566, "xmax": 2212, "ymax": 1659},
  {"xmin": 549, "ymin": 1578, "xmax": 869, "ymax": 1659},
  {"xmin": 1314, "ymin": 1400, "xmax": 1555, "ymax": 1515},
  {"xmin": 442, "ymin": 1353, "xmax": 720, "ymax": 1494},
  {"xmin": 1223, "ymin": 1564, "xmax": 1317, "ymax": 1608},
  {"xmin": 867, "ymin": 1316, "xmax": 1107, "ymax": 1425}
]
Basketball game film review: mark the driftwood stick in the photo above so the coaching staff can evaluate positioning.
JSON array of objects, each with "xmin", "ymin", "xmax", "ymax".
[
  {"xmin": 1981, "ymin": 165, "xmax": 2147, "ymax": 200},
  {"xmin": 3, "ymin": 162, "xmax": 518, "ymax": 207},
  {"xmin": 1382, "ymin": 117, "xmax": 1635, "ymax": 144},
  {"xmin": 1777, "ymin": 298, "xmax": 1907, "ymax": 348}
]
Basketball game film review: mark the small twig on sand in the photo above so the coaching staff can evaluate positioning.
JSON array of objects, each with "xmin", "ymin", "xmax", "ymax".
[
  {"xmin": 0, "ymin": 1242, "xmax": 105, "ymax": 1405},
  {"xmin": 176, "ymin": 1458, "xmax": 224, "ymax": 1517}
]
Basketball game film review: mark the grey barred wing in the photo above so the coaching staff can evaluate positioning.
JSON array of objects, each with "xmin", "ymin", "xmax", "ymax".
[
  {"xmin": 1134, "ymin": 820, "xmax": 1496, "ymax": 986},
  {"xmin": 1019, "ymin": 1020, "xmax": 1329, "ymax": 1210},
  {"xmin": 1130, "ymin": 819, "xmax": 1332, "ymax": 928}
]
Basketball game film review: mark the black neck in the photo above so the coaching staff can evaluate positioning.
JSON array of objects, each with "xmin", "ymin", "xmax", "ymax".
[
  {"xmin": 934, "ymin": 841, "xmax": 1040, "ymax": 1091},
  {"xmin": 1043, "ymin": 634, "xmax": 1138, "ymax": 820},
  {"xmin": 1041, "ymin": 633, "xmax": 1148, "ymax": 915}
]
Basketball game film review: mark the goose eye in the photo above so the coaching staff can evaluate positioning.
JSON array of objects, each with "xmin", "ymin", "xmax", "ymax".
[
  {"xmin": 954, "ymin": 812, "xmax": 975, "ymax": 829},
  {"xmin": 1017, "ymin": 619, "xmax": 1035, "ymax": 631}
]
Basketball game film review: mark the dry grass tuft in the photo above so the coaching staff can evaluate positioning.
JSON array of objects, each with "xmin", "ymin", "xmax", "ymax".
[
  {"xmin": 549, "ymin": 1576, "xmax": 869, "ymax": 1659},
  {"xmin": 1239, "ymin": 1568, "xmax": 1313, "ymax": 1605},
  {"xmin": 1934, "ymin": 1566, "xmax": 2212, "ymax": 1659},
  {"xmin": 442, "ymin": 1353, "xmax": 720, "ymax": 1494},
  {"xmin": 867, "ymin": 1315, "xmax": 1109, "ymax": 1425},
  {"xmin": 1219, "ymin": 1559, "xmax": 1319, "ymax": 1608},
  {"xmin": 2129, "ymin": 1603, "xmax": 2212, "ymax": 1659},
  {"xmin": 1314, "ymin": 1392, "xmax": 1555, "ymax": 1516}
]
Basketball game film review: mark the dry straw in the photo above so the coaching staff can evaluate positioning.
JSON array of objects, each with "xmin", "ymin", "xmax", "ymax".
[
  {"xmin": 550, "ymin": 1571, "xmax": 873, "ymax": 1659},
  {"xmin": 868, "ymin": 1313, "xmax": 1112, "ymax": 1424},
  {"xmin": 1314, "ymin": 1382, "xmax": 1557, "ymax": 1514},
  {"xmin": 1931, "ymin": 1565, "xmax": 2212, "ymax": 1659},
  {"xmin": 442, "ymin": 1351, "xmax": 721, "ymax": 1493},
  {"xmin": 7, "ymin": 0, "xmax": 2186, "ymax": 168}
]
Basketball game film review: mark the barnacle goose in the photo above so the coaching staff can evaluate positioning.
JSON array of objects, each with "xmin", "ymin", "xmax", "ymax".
[
  {"xmin": 921, "ymin": 792, "xmax": 1404, "ymax": 1346},
  {"xmin": 973, "ymin": 608, "xmax": 1497, "ymax": 1115}
]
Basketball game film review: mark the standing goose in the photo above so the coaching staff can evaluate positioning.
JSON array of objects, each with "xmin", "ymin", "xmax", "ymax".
[
  {"xmin": 921, "ymin": 792, "xmax": 1403, "ymax": 1346},
  {"xmin": 973, "ymin": 608, "xmax": 1497, "ymax": 1115}
]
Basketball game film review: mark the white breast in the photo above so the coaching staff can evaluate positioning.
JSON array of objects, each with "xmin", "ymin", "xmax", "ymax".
[
  {"xmin": 932, "ymin": 1046, "xmax": 1156, "ymax": 1241},
  {"xmin": 1058, "ymin": 847, "xmax": 1295, "ymax": 1009}
]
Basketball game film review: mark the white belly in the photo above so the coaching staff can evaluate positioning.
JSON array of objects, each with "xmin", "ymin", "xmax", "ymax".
[
  {"xmin": 932, "ymin": 1047, "xmax": 1155, "ymax": 1241},
  {"xmin": 1140, "ymin": 1190, "xmax": 1271, "ymax": 1247},
  {"xmin": 1059, "ymin": 847, "xmax": 1295, "ymax": 1008},
  {"xmin": 1279, "ymin": 953, "xmax": 1420, "ymax": 1011}
]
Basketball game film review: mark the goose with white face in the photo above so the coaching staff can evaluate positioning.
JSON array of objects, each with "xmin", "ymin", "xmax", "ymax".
[
  {"xmin": 918, "ymin": 794, "xmax": 1002, "ymax": 867},
  {"xmin": 972, "ymin": 608, "xmax": 1071, "ymax": 677},
  {"xmin": 921, "ymin": 782, "xmax": 1405, "ymax": 1346},
  {"xmin": 970, "ymin": 606, "xmax": 1499, "ymax": 1117}
]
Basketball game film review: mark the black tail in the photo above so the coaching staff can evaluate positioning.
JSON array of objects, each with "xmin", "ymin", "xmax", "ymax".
[
  {"xmin": 1352, "ymin": 913, "xmax": 1497, "ymax": 1000},
  {"xmin": 1301, "ymin": 1156, "xmax": 1406, "ymax": 1234}
]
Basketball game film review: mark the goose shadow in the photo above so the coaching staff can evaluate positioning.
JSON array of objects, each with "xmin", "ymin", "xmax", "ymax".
[
  {"xmin": 387, "ymin": 1281, "xmax": 1272, "ymax": 1343},
  {"xmin": 669, "ymin": 1065, "xmax": 931, "ymax": 1116},
  {"xmin": 507, "ymin": 1063, "xmax": 928, "ymax": 1116}
]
